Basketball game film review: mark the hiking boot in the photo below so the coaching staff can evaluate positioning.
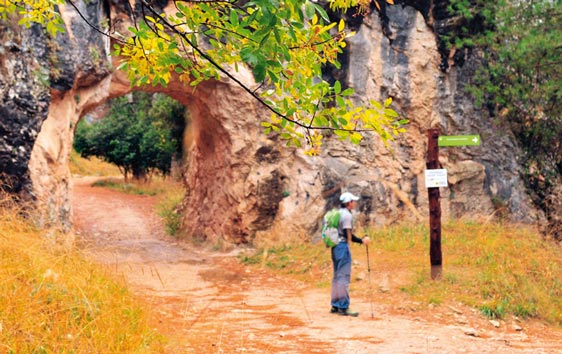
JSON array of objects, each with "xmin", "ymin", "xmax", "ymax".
[
  {"xmin": 337, "ymin": 308, "xmax": 359, "ymax": 317},
  {"xmin": 330, "ymin": 306, "xmax": 339, "ymax": 314}
]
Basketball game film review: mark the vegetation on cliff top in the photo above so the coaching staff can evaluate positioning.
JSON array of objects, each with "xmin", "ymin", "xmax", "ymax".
[{"xmin": 447, "ymin": 0, "xmax": 562, "ymax": 236}]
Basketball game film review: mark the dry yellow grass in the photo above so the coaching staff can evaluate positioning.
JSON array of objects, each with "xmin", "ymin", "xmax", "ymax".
[
  {"xmin": 368, "ymin": 221, "xmax": 562, "ymax": 323},
  {"xmin": 69, "ymin": 149, "xmax": 121, "ymax": 176},
  {"xmin": 243, "ymin": 220, "xmax": 562, "ymax": 325},
  {"xmin": 0, "ymin": 196, "xmax": 165, "ymax": 353}
]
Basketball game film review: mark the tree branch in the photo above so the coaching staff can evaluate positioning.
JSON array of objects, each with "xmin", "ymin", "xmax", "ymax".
[
  {"xmin": 137, "ymin": 0, "xmax": 377, "ymax": 133},
  {"xmin": 66, "ymin": 1, "xmax": 127, "ymax": 45},
  {"xmin": 63, "ymin": 0, "xmax": 383, "ymax": 135}
]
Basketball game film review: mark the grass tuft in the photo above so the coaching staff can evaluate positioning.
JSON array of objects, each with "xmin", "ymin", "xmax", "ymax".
[
  {"xmin": 0, "ymin": 196, "xmax": 165, "ymax": 352},
  {"xmin": 154, "ymin": 180, "xmax": 185, "ymax": 237},
  {"xmin": 91, "ymin": 178, "xmax": 163, "ymax": 196},
  {"xmin": 69, "ymin": 150, "xmax": 121, "ymax": 176}
]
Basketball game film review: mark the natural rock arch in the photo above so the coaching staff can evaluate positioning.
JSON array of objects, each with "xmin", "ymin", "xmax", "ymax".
[
  {"xmin": 31, "ymin": 52, "xmax": 310, "ymax": 245},
  {"xmin": 4, "ymin": 0, "xmax": 543, "ymax": 248}
]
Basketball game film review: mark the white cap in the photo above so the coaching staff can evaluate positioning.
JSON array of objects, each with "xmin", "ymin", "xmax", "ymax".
[{"xmin": 340, "ymin": 192, "xmax": 360, "ymax": 204}]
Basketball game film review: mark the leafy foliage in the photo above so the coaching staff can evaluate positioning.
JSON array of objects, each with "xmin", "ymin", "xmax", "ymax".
[
  {"xmin": 7, "ymin": 0, "xmax": 406, "ymax": 155},
  {"xmin": 116, "ymin": 0, "xmax": 407, "ymax": 154},
  {"xmin": 448, "ymin": 0, "xmax": 562, "ymax": 231},
  {"xmin": 0, "ymin": 0, "xmax": 65, "ymax": 36},
  {"xmin": 74, "ymin": 93, "xmax": 185, "ymax": 180}
]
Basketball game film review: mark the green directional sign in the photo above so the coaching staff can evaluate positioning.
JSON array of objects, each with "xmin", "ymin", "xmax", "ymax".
[{"xmin": 438, "ymin": 135, "xmax": 481, "ymax": 147}]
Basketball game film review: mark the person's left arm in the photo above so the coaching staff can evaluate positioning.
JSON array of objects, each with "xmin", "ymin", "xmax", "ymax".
[
  {"xmin": 351, "ymin": 233, "xmax": 364, "ymax": 244},
  {"xmin": 348, "ymin": 232, "xmax": 370, "ymax": 245}
]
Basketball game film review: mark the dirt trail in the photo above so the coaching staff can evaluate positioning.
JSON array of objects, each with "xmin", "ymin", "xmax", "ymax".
[{"xmin": 71, "ymin": 176, "xmax": 562, "ymax": 354}]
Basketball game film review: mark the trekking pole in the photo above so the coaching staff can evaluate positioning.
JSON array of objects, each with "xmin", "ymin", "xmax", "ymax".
[{"xmin": 366, "ymin": 244, "xmax": 375, "ymax": 319}]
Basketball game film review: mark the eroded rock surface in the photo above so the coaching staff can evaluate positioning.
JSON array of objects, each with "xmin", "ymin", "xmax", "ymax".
[{"xmin": 0, "ymin": 1, "xmax": 546, "ymax": 245}]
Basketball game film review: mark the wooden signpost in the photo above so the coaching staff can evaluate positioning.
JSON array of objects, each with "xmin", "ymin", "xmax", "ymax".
[
  {"xmin": 426, "ymin": 129, "xmax": 442, "ymax": 279},
  {"xmin": 426, "ymin": 129, "xmax": 481, "ymax": 280}
]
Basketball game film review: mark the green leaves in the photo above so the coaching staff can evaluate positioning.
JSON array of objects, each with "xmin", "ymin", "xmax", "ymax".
[
  {"xmin": 449, "ymin": 0, "xmax": 562, "ymax": 229},
  {"xmin": 304, "ymin": 2, "xmax": 316, "ymax": 18},
  {"xmin": 333, "ymin": 80, "xmax": 342, "ymax": 95},
  {"xmin": 2, "ymin": 0, "xmax": 65, "ymax": 37},
  {"xmin": 12, "ymin": 0, "xmax": 406, "ymax": 155}
]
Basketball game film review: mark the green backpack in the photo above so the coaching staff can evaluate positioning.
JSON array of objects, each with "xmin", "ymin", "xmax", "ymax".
[{"xmin": 321, "ymin": 208, "xmax": 341, "ymax": 248}]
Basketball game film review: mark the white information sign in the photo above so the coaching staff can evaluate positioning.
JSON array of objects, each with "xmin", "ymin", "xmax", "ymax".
[{"xmin": 425, "ymin": 169, "xmax": 448, "ymax": 188}]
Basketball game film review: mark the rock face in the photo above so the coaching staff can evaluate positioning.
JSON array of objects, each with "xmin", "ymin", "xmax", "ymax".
[
  {"xmin": 0, "ymin": 19, "xmax": 51, "ymax": 200},
  {"xmin": 333, "ymin": 3, "xmax": 539, "ymax": 226},
  {"xmin": 0, "ymin": 1, "xmax": 546, "ymax": 245}
]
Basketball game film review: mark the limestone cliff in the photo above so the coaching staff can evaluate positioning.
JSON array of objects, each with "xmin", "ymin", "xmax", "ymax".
[
  {"xmin": 0, "ymin": 16, "xmax": 51, "ymax": 200},
  {"xmin": 0, "ymin": 1, "xmax": 546, "ymax": 245}
]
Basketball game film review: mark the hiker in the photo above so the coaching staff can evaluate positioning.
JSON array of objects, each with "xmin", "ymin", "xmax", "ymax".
[{"xmin": 330, "ymin": 192, "xmax": 370, "ymax": 317}]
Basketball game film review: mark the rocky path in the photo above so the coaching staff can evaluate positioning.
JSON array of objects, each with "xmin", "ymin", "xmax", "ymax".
[{"xmin": 71, "ymin": 176, "xmax": 562, "ymax": 353}]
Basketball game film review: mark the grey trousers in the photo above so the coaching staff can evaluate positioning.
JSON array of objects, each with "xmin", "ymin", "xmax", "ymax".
[{"xmin": 330, "ymin": 242, "xmax": 351, "ymax": 309}]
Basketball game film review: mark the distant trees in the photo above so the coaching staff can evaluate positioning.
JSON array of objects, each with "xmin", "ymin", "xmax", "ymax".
[{"xmin": 74, "ymin": 93, "xmax": 185, "ymax": 181}]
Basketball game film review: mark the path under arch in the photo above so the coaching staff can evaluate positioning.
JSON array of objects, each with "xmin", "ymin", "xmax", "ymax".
[{"xmin": 71, "ymin": 175, "xmax": 562, "ymax": 353}]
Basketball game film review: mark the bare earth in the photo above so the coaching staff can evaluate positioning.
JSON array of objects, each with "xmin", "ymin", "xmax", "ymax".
[{"xmin": 71, "ymin": 176, "xmax": 562, "ymax": 354}]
